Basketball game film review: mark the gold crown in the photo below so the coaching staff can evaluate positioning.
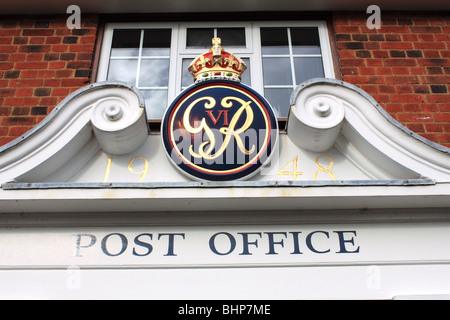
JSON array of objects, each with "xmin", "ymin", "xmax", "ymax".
[{"xmin": 188, "ymin": 38, "xmax": 247, "ymax": 82}]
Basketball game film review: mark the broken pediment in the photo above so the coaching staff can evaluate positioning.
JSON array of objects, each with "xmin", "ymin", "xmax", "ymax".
[{"xmin": 0, "ymin": 79, "xmax": 449, "ymax": 212}]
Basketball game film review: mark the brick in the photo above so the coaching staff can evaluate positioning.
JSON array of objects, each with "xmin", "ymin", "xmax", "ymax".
[
  {"xmin": 38, "ymin": 70, "xmax": 56, "ymax": 78},
  {"xmin": 34, "ymin": 88, "xmax": 51, "ymax": 96},
  {"xmin": 4, "ymin": 97, "xmax": 39, "ymax": 106},
  {"xmin": 385, "ymin": 103, "xmax": 403, "ymax": 113},
  {"xmin": 0, "ymin": 45, "xmax": 17, "ymax": 53},
  {"xmin": 410, "ymin": 26, "xmax": 442, "ymax": 33},
  {"xmin": 43, "ymin": 79, "xmax": 60, "ymax": 87},
  {"xmin": 44, "ymin": 53, "xmax": 59, "ymax": 61},
  {"xmin": 51, "ymin": 44, "xmax": 69, "ymax": 52},
  {"xmin": 8, "ymin": 79, "xmax": 43, "ymax": 87},
  {"xmin": 390, "ymin": 94, "xmax": 425, "ymax": 103},
  {"xmin": 4, "ymin": 70, "xmax": 20, "ymax": 78},
  {"xmin": 368, "ymin": 34, "xmax": 384, "ymax": 41},
  {"xmin": 423, "ymin": 50, "xmax": 441, "ymax": 59},
  {"xmin": 367, "ymin": 76, "xmax": 385, "ymax": 84},
  {"xmin": 62, "ymin": 36, "xmax": 78, "ymax": 44},
  {"xmin": 420, "ymin": 59, "xmax": 450, "ymax": 67},
  {"xmin": 427, "ymin": 95, "xmax": 450, "ymax": 103},
  {"xmin": 413, "ymin": 85, "xmax": 430, "ymax": 94},
  {"xmin": 9, "ymin": 53, "xmax": 26, "ymax": 61},
  {"xmin": 343, "ymin": 75, "xmax": 368, "ymax": 84},
  {"xmin": 67, "ymin": 61, "xmax": 91, "ymax": 69},
  {"xmin": 384, "ymin": 34, "xmax": 402, "ymax": 42},
  {"xmin": 0, "ymin": 88, "xmax": 15, "ymax": 96},
  {"xmin": 434, "ymin": 113, "xmax": 450, "ymax": 122},
  {"xmin": 2, "ymin": 116, "xmax": 35, "ymax": 126},
  {"xmin": 422, "ymin": 103, "xmax": 439, "ymax": 112},
  {"xmin": 404, "ymin": 103, "xmax": 422, "ymax": 112},
  {"xmin": 69, "ymin": 44, "xmax": 94, "ymax": 52},
  {"xmin": 48, "ymin": 61, "xmax": 66, "ymax": 69},
  {"xmin": 384, "ymin": 59, "xmax": 417, "ymax": 67},
  {"xmin": 25, "ymin": 53, "xmax": 44, "ymax": 61},
  {"xmin": 406, "ymin": 123, "xmax": 425, "ymax": 133},
  {"xmin": 8, "ymin": 126, "xmax": 29, "ymax": 136},
  {"xmin": 22, "ymin": 29, "xmax": 54, "ymax": 36},
  {"xmin": 334, "ymin": 25, "xmax": 360, "ymax": 33},
  {"xmin": 397, "ymin": 113, "xmax": 433, "ymax": 122},
  {"xmin": 38, "ymin": 97, "xmax": 57, "ymax": 106},
  {"xmin": 414, "ymin": 42, "xmax": 446, "ymax": 50},
  {"xmin": 356, "ymin": 50, "xmax": 371, "ymax": 58},
  {"xmin": 15, "ymin": 61, "xmax": 48, "ymax": 69},
  {"xmin": 31, "ymin": 106, "xmax": 47, "ymax": 115},
  {"xmin": 15, "ymin": 88, "xmax": 33, "ymax": 96},
  {"xmin": 72, "ymin": 28, "xmax": 95, "ymax": 36},
  {"xmin": 363, "ymin": 42, "xmax": 380, "ymax": 50},
  {"xmin": 20, "ymin": 70, "xmax": 38, "ymax": 78},
  {"xmin": 0, "ymin": 137, "xmax": 15, "ymax": 145},
  {"xmin": 338, "ymin": 42, "xmax": 364, "ymax": 50},
  {"xmin": 381, "ymin": 42, "xmax": 414, "ymax": 50},
  {"xmin": 390, "ymin": 50, "xmax": 406, "ymax": 58},
  {"xmin": 45, "ymin": 36, "xmax": 62, "ymax": 44},
  {"xmin": 0, "ymin": 106, "xmax": 12, "ymax": 116},
  {"xmin": 425, "ymin": 124, "xmax": 443, "ymax": 132},
  {"xmin": 392, "ymin": 67, "xmax": 410, "ymax": 75},
  {"xmin": 60, "ymin": 53, "xmax": 76, "ymax": 61},
  {"xmin": 438, "ymin": 134, "xmax": 450, "ymax": 143},
  {"xmin": 431, "ymin": 85, "xmax": 448, "ymax": 93},
  {"xmin": 61, "ymin": 78, "xmax": 88, "ymax": 87},
  {"xmin": 340, "ymin": 59, "xmax": 365, "ymax": 67},
  {"xmin": 75, "ymin": 70, "xmax": 91, "ymax": 78},
  {"xmin": 51, "ymin": 88, "xmax": 69, "ymax": 96},
  {"xmin": 396, "ymin": 85, "xmax": 413, "ymax": 94},
  {"xmin": 20, "ymin": 45, "xmax": 51, "ymax": 53}
]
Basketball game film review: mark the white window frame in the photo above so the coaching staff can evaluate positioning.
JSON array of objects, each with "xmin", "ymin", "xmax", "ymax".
[{"xmin": 97, "ymin": 21, "xmax": 335, "ymax": 119}]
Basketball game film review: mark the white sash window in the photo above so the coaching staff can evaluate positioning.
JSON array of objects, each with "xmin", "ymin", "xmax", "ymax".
[{"xmin": 97, "ymin": 21, "xmax": 335, "ymax": 120}]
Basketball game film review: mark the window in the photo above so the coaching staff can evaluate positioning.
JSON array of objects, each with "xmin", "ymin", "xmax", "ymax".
[{"xmin": 97, "ymin": 22, "xmax": 334, "ymax": 121}]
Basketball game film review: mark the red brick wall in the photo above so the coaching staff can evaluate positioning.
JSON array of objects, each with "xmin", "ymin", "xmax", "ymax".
[
  {"xmin": 333, "ymin": 12, "xmax": 450, "ymax": 148},
  {"xmin": 0, "ymin": 14, "xmax": 98, "ymax": 146}
]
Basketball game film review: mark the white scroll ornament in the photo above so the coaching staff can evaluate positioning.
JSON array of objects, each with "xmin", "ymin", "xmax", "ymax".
[
  {"xmin": 91, "ymin": 96, "xmax": 148, "ymax": 155},
  {"xmin": 288, "ymin": 92, "xmax": 345, "ymax": 152}
]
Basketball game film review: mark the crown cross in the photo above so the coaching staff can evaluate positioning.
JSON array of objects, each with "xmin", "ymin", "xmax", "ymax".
[{"xmin": 188, "ymin": 38, "xmax": 247, "ymax": 83}]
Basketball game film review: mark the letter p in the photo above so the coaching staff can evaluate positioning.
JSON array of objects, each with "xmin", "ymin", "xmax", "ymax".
[{"xmin": 73, "ymin": 234, "xmax": 97, "ymax": 257}]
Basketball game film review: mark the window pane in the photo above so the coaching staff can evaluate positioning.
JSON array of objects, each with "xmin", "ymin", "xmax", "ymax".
[
  {"xmin": 217, "ymin": 28, "xmax": 246, "ymax": 47},
  {"xmin": 182, "ymin": 58, "xmax": 194, "ymax": 89},
  {"xmin": 261, "ymin": 28, "xmax": 289, "ymax": 55},
  {"xmin": 291, "ymin": 27, "xmax": 321, "ymax": 55},
  {"xmin": 241, "ymin": 58, "xmax": 251, "ymax": 86},
  {"xmin": 107, "ymin": 59, "xmax": 138, "ymax": 85},
  {"xmin": 141, "ymin": 89, "xmax": 168, "ymax": 119},
  {"xmin": 187, "ymin": 28, "xmax": 214, "ymax": 48},
  {"xmin": 264, "ymin": 88, "xmax": 292, "ymax": 118},
  {"xmin": 142, "ymin": 29, "xmax": 171, "ymax": 56},
  {"xmin": 262, "ymin": 57, "xmax": 292, "ymax": 85},
  {"xmin": 111, "ymin": 29, "xmax": 141, "ymax": 57},
  {"xmin": 139, "ymin": 59, "xmax": 170, "ymax": 87},
  {"xmin": 294, "ymin": 57, "xmax": 324, "ymax": 84}
]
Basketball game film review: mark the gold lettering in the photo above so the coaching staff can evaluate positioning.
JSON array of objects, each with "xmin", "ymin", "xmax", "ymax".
[
  {"xmin": 183, "ymin": 96, "xmax": 256, "ymax": 160},
  {"xmin": 277, "ymin": 156, "xmax": 304, "ymax": 181},
  {"xmin": 103, "ymin": 157, "xmax": 113, "ymax": 182},
  {"xmin": 314, "ymin": 155, "xmax": 336, "ymax": 180},
  {"xmin": 128, "ymin": 156, "xmax": 149, "ymax": 182}
]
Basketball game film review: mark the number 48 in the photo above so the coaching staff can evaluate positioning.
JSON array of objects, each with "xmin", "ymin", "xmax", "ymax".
[{"xmin": 277, "ymin": 155, "xmax": 335, "ymax": 181}]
